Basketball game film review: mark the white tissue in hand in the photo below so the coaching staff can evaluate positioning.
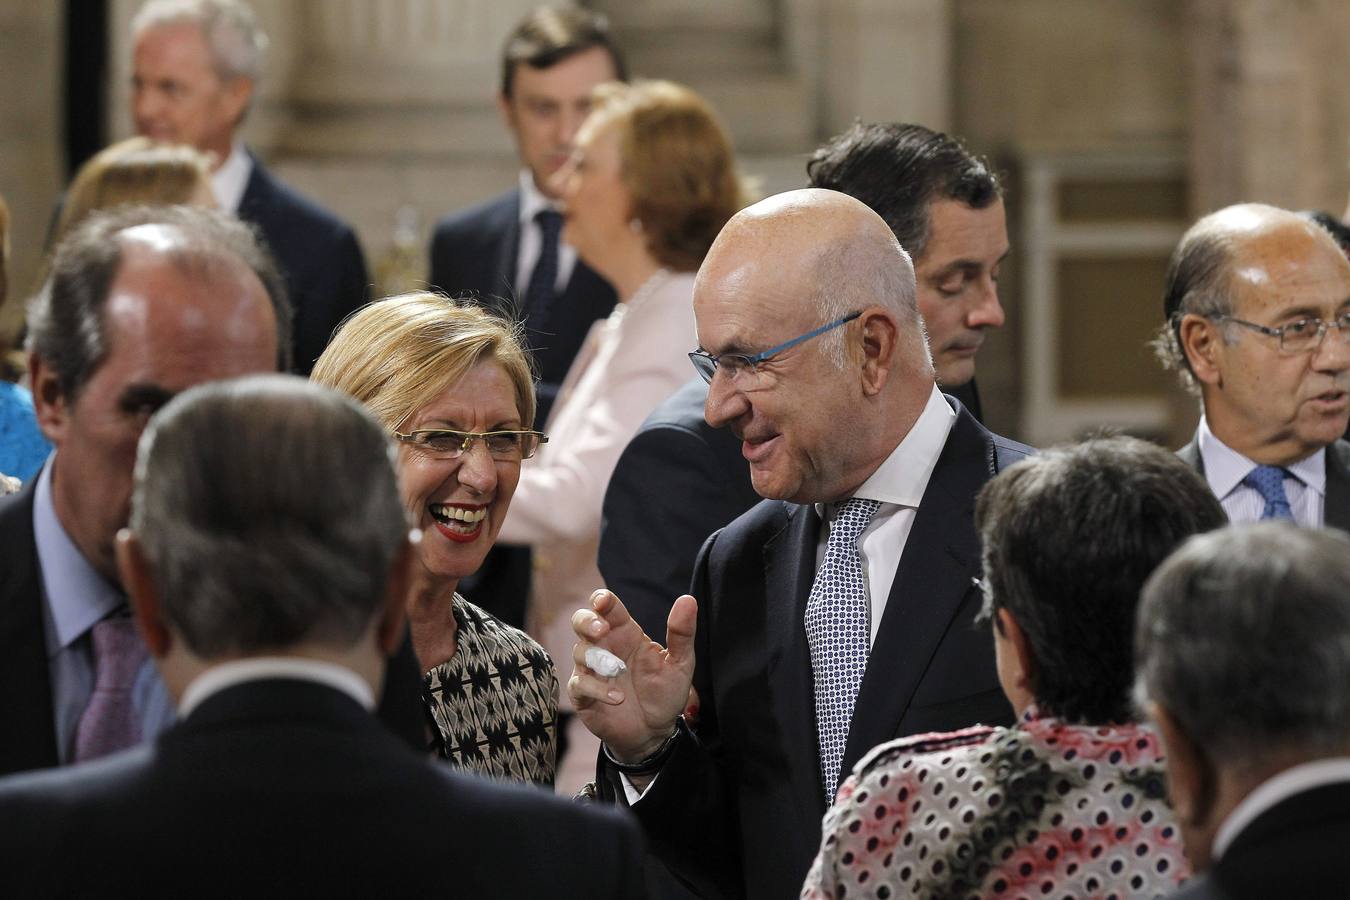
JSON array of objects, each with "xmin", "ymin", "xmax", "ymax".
[{"xmin": 585, "ymin": 646, "xmax": 627, "ymax": 678}]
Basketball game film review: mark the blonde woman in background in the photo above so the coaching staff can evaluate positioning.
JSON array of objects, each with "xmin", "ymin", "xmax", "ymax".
[
  {"xmin": 494, "ymin": 79, "xmax": 752, "ymax": 793},
  {"xmin": 312, "ymin": 293, "xmax": 559, "ymax": 785},
  {"xmin": 51, "ymin": 136, "xmax": 216, "ymax": 246}
]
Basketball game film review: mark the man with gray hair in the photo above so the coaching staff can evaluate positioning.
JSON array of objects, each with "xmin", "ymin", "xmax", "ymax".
[
  {"xmin": 0, "ymin": 204, "xmax": 421, "ymax": 777},
  {"xmin": 570, "ymin": 189, "xmax": 1030, "ymax": 899},
  {"xmin": 1136, "ymin": 523, "xmax": 1350, "ymax": 897},
  {"xmin": 1157, "ymin": 202, "xmax": 1350, "ymax": 528},
  {"xmin": 0, "ymin": 375, "xmax": 646, "ymax": 896},
  {"xmin": 131, "ymin": 0, "xmax": 369, "ymax": 373}
]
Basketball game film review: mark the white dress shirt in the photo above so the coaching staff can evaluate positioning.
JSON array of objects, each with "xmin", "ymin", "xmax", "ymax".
[
  {"xmin": 514, "ymin": 170, "xmax": 578, "ymax": 295},
  {"xmin": 179, "ymin": 656, "xmax": 375, "ymax": 717},
  {"xmin": 1197, "ymin": 416, "xmax": 1325, "ymax": 526},
  {"xmin": 210, "ymin": 141, "xmax": 252, "ymax": 214},
  {"xmin": 814, "ymin": 384, "xmax": 957, "ymax": 643},
  {"xmin": 1212, "ymin": 757, "xmax": 1350, "ymax": 860}
]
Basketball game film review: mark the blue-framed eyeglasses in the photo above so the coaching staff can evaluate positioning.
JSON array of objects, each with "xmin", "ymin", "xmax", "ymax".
[{"xmin": 688, "ymin": 311, "xmax": 862, "ymax": 385}]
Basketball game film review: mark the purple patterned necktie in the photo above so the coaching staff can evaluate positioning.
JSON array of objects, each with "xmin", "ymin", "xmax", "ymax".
[
  {"xmin": 72, "ymin": 615, "xmax": 147, "ymax": 762},
  {"xmin": 805, "ymin": 497, "xmax": 881, "ymax": 802}
]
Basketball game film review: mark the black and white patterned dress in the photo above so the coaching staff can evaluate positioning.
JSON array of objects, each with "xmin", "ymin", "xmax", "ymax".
[{"xmin": 422, "ymin": 596, "xmax": 558, "ymax": 786}]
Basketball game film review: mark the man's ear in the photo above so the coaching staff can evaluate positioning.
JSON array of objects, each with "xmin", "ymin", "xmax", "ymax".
[
  {"xmin": 221, "ymin": 76, "xmax": 254, "ymax": 130},
  {"xmin": 1179, "ymin": 314, "xmax": 1223, "ymax": 387},
  {"xmin": 1151, "ymin": 703, "xmax": 1215, "ymax": 829},
  {"xmin": 28, "ymin": 355, "xmax": 70, "ymax": 445},
  {"xmin": 496, "ymin": 91, "xmax": 519, "ymax": 136},
  {"xmin": 997, "ymin": 608, "xmax": 1036, "ymax": 691},
  {"xmin": 858, "ymin": 308, "xmax": 899, "ymax": 397},
  {"xmin": 375, "ymin": 532, "xmax": 416, "ymax": 657},
  {"xmin": 116, "ymin": 530, "xmax": 173, "ymax": 658}
]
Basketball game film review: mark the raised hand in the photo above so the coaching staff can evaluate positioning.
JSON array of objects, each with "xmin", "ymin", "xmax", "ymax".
[{"xmin": 569, "ymin": 589, "xmax": 697, "ymax": 762}]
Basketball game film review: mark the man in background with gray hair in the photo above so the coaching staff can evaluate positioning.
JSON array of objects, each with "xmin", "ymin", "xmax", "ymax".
[
  {"xmin": 131, "ymin": 0, "xmax": 369, "ymax": 373},
  {"xmin": 1157, "ymin": 203, "xmax": 1350, "ymax": 528},
  {"xmin": 1136, "ymin": 523, "xmax": 1350, "ymax": 897},
  {"xmin": 0, "ymin": 376, "xmax": 646, "ymax": 896}
]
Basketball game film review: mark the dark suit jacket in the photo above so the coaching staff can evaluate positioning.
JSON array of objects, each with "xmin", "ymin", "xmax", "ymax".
[
  {"xmin": 598, "ymin": 398, "xmax": 1030, "ymax": 900},
  {"xmin": 599, "ymin": 379, "xmax": 761, "ymax": 640},
  {"xmin": 236, "ymin": 153, "xmax": 370, "ymax": 375},
  {"xmin": 428, "ymin": 187, "xmax": 619, "ymax": 427},
  {"xmin": 0, "ymin": 482, "xmax": 427, "ymax": 777},
  {"xmin": 429, "ymin": 188, "xmax": 619, "ymax": 626},
  {"xmin": 944, "ymin": 377, "xmax": 983, "ymax": 423},
  {"xmin": 1172, "ymin": 781, "xmax": 1350, "ymax": 899},
  {"xmin": 0, "ymin": 678, "xmax": 647, "ymax": 898},
  {"xmin": 1177, "ymin": 435, "xmax": 1350, "ymax": 530}
]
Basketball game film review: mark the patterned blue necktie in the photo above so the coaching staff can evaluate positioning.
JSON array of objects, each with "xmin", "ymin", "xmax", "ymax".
[
  {"xmin": 1243, "ymin": 465, "xmax": 1294, "ymax": 521},
  {"xmin": 805, "ymin": 497, "xmax": 880, "ymax": 802},
  {"xmin": 523, "ymin": 209, "xmax": 564, "ymax": 323}
]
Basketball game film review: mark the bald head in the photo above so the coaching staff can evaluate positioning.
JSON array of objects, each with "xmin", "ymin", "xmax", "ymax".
[
  {"xmin": 698, "ymin": 189, "xmax": 926, "ymax": 368},
  {"xmin": 695, "ymin": 189, "xmax": 938, "ymax": 504}
]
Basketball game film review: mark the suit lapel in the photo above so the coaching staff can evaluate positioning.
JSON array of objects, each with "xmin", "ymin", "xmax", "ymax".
[
  {"xmin": 762, "ymin": 502, "xmax": 824, "ymax": 807},
  {"xmin": 500, "ymin": 194, "xmax": 523, "ymax": 305},
  {"xmin": 0, "ymin": 485, "xmax": 60, "ymax": 774},
  {"xmin": 1323, "ymin": 440, "xmax": 1350, "ymax": 531},
  {"xmin": 841, "ymin": 411, "xmax": 988, "ymax": 775}
]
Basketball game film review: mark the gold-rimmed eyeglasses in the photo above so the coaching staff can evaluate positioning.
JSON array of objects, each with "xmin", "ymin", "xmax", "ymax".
[{"xmin": 393, "ymin": 429, "xmax": 548, "ymax": 461}]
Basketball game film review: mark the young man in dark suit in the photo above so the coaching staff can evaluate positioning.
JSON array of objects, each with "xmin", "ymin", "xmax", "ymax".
[
  {"xmin": 570, "ymin": 190, "xmax": 1030, "ymax": 900},
  {"xmin": 0, "ymin": 376, "xmax": 646, "ymax": 898},
  {"xmin": 131, "ymin": 0, "xmax": 369, "ymax": 374},
  {"xmin": 1137, "ymin": 524, "xmax": 1350, "ymax": 899},
  {"xmin": 428, "ymin": 6, "xmax": 626, "ymax": 628}
]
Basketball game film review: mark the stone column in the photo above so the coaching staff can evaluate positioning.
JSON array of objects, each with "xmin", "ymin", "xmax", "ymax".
[{"xmin": 1187, "ymin": 0, "xmax": 1350, "ymax": 215}]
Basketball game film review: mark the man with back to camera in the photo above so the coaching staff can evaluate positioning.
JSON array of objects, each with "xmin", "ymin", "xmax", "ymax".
[
  {"xmin": 1136, "ymin": 523, "xmax": 1350, "ymax": 898},
  {"xmin": 429, "ymin": 5, "xmax": 626, "ymax": 629},
  {"xmin": 1156, "ymin": 203, "xmax": 1350, "ymax": 527},
  {"xmin": 0, "ymin": 204, "xmax": 423, "ymax": 778},
  {"xmin": 131, "ymin": 0, "xmax": 369, "ymax": 374},
  {"xmin": 572, "ymin": 189, "xmax": 1031, "ymax": 900},
  {"xmin": 599, "ymin": 121, "xmax": 1008, "ymax": 638},
  {"xmin": 0, "ymin": 375, "xmax": 647, "ymax": 897}
]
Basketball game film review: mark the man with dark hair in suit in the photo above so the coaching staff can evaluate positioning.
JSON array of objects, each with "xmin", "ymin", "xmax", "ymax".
[
  {"xmin": 0, "ymin": 204, "xmax": 422, "ymax": 778},
  {"xmin": 429, "ymin": 5, "xmax": 627, "ymax": 627},
  {"xmin": 807, "ymin": 122, "xmax": 1007, "ymax": 421},
  {"xmin": 571, "ymin": 190, "xmax": 1030, "ymax": 900},
  {"xmin": 0, "ymin": 375, "xmax": 647, "ymax": 897},
  {"xmin": 1137, "ymin": 523, "xmax": 1350, "ymax": 898},
  {"xmin": 131, "ymin": 0, "xmax": 369, "ymax": 374},
  {"xmin": 599, "ymin": 121, "xmax": 1007, "ymax": 642},
  {"xmin": 1155, "ymin": 203, "xmax": 1350, "ymax": 528}
]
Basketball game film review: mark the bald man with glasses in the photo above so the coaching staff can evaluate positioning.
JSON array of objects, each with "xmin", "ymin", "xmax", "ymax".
[
  {"xmin": 573, "ymin": 190, "xmax": 1032, "ymax": 900},
  {"xmin": 1156, "ymin": 203, "xmax": 1350, "ymax": 528}
]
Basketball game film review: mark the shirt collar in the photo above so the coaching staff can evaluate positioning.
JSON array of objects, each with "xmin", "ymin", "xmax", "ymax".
[
  {"xmin": 1213, "ymin": 757, "xmax": 1350, "ymax": 860},
  {"xmin": 32, "ymin": 455, "xmax": 126, "ymax": 656},
  {"xmin": 210, "ymin": 141, "xmax": 252, "ymax": 214},
  {"xmin": 815, "ymin": 383, "xmax": 956, "ymax": 516},
  {"xmin": 1198, "ymin": 416, "xmax": 1327, "ymax": 498},
  {"xmin": 179, "ymin": 656, "xmax": 376, "ymax": 717},
  {"xmin": 517, "ymin": 169, "xmax": 560, "ymax": 226}
]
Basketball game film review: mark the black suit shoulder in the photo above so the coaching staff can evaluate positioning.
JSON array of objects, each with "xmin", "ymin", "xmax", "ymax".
[
  {"xmin": 0, "ymin": 680, "xmax": 647, "ymax": 898},
  {"xmin": 599, "ymin": 380, "xmax": 760, "ymax": 637},
  {"xmin": 428, "ymin": 188, "xmax": 520, "ymax": 303},
  {"xmin": 237, "ymin": 156, "xmax": 369, "ymax": 374},
  {"xmin": 0, "ymin": 484, "xmax": 58, "ymax": 775}
]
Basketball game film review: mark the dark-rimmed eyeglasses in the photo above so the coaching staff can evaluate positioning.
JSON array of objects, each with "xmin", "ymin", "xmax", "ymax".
[
  {"xmin": 1213, "ymin": 312, "xmax": 1350, "ymax": 353},
  {"xmin": 688, "ymin": 311, "xmax": 862, "ymax": 385},
  {"xmin": 393, "ymin": 429, "xmax": 547, "ymax": 460}
]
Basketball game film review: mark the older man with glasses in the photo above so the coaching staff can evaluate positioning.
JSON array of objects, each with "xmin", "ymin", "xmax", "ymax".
[
  {"xmin": 569, "ymin": 189, "xmax": 1032, "ymax": 900},
  {"xmin": 1156, "ymin": 202, "xmax": 1350, "ymax": 528}
]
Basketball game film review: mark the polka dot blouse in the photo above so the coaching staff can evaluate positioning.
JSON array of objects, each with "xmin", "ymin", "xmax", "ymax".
[{"xmin": 801, "ymin": 708, "xmax": 1189, "ymax": 900}]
